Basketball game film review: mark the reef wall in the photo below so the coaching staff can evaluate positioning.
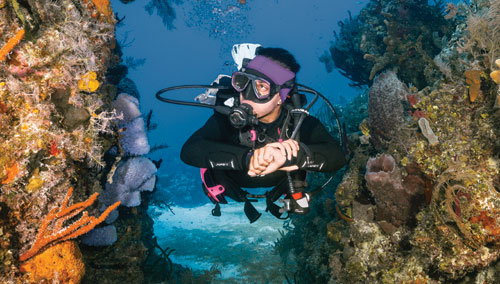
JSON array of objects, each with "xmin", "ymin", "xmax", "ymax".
[
  {"xmin": 282, "ymin": 0, "xmax": 500, "ymax": 283},
  {"xmin": 0, "ymin": 1, "xmax": 117, "ymax": 282},
  {"xmin": 0, "ymin": 1, "xmax": 183, "ymax": 283}
]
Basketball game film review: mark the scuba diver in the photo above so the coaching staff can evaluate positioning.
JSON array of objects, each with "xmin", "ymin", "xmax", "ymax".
[{"xmin": 157, "ymin": 45, "xmax": 347, "ymax": 223}]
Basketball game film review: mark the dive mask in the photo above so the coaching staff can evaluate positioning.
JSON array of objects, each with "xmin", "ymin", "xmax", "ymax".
[
  {"xmin": 231, "ymin": 72, "xmax": 276, "ymax": 102},
  {"xmin": 231, "ymin": 55, "xmax": 296, "ymax": 103}
]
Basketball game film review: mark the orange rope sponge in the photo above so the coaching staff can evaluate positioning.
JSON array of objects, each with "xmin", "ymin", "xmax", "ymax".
[
  {"xmin": 0, "ymin": 29, "xmax": 25, "ymax": 62},
  {"xmin": 19, "ymin": 187, "xmax": 120, "ymax": 262}
]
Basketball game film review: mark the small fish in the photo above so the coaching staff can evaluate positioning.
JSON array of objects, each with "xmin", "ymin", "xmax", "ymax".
[
  {"xmin": 359, "ymin": 119, "xmax": 370, "ymax": 137},
  {"xmin": 356, "ymin": 1, "xmax": 363, "ymax": 4},
  {"xmin": 226, "ymin": 5, "xmax": 239, "ymax": 13}
]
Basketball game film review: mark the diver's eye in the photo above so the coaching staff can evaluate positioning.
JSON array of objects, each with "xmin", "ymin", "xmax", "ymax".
[{"xmin": 254, "ymin": 80, "xmax": 270, "ymax": 94}]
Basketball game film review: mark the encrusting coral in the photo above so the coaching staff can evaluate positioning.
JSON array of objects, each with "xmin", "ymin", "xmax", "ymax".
[
  {"xmin": 465, "ymin": 69, "xmax": 482, "ymax": 102},
  {"xmin": 19, "ymin": 241, "xmax": 85, "ymax": 283}
]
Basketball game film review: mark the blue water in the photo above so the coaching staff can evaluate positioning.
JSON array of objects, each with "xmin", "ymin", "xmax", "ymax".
[
  {"xmin": 109, "ymin": 0, "xmax": 365, "ymax": 281},
  {"xmin": 111, "ymin": 0, "xmax": 363, "ymax": 153}
]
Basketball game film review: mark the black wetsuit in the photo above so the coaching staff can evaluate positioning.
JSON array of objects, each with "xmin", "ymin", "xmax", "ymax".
[{"xmin": 181, "ymin": 107, "xmax": 347, "ymax": 202}]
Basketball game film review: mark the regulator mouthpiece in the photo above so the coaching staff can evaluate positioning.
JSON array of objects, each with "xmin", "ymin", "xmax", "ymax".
[{"xmin": 228, "ymin": 103, "xmax": 258, "ymax": 128}]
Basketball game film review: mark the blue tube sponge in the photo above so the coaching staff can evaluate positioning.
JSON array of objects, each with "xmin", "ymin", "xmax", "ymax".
[
  {"xmin": 100, "ymin": 157, "xmax": 157, "ymax": 207},
  {"xmin": 81, "ymin": 225, "xmax": 117, "ymax": 246},
  {"xmin": 112, "ymin": 93, "xmax": 150, "ymax": 155}
]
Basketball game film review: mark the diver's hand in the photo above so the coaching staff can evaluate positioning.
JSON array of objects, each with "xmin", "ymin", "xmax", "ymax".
[
  {"xmin": 279, "ymin": 165, "xmax": 299, "ymax": 171},
  {"xmin": 278, "ymin": 139, "xmax": 299, "ymax": 160},
  {"xmin": 255, "ymin": 148, "xmax": 286, "ymax": 176},
  {"xmin": 247, "ymin": 140, "xmax": 299, "ymax": 176},
  {"xmin": 263, "ymin": 140, "xmax": 299, "ymax": 161},
  {"xmin": 248, "ymin": 146, "xmax": 273, "ymax": 176},
  {"xmin": 259, "ymin": 140, "xmax": 299, "ymax": 175},
  {"xmin": 248, "ymin": 144, "xmax": 285, "ymax": 176}
]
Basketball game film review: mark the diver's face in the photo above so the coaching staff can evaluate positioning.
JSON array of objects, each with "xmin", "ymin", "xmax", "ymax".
[{"xmin": 240, "ymin": 92, "xmax": 282, "ymax": 123}]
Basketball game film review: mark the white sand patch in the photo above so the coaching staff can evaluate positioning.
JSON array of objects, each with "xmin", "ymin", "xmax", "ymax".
[{"xmin": 151, "ymin": 201, "xmax": 292, "ymax": 281}]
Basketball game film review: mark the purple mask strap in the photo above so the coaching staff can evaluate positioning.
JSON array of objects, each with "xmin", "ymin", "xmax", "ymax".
[
  {"xmin": 279, "ymin": 88, "xmax": 291, "ymax": 102},
  {"xmin": 247, "ymin": 56, "xmax": 295, "ymax": 101}
]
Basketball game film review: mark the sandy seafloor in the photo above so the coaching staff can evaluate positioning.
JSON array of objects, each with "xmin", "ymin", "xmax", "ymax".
[{"xmin": 151, "ymin": 201, "xmax": 292, "ymax": 282}]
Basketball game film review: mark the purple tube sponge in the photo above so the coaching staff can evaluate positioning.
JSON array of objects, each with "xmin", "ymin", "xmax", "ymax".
[
  {"xmin": 112, "ymin": 93, "xmax": 150, "ymax": 155},
  {"xmin": 81, "ymin": 225, "xmax": 117, "ymax": 246},
  {"xmin": 120, "ymin": 117, "xmax": 150, "ymax": 156},
  {"xmin": 112, "ymin": 93, "xmax": 141, "ymax": 124},
  {"xmin": 365, "ymin": 154, "xmax": 425, "ymax": 233},
  {"xmin": 100, "ymin": 157, "xmax": 157, "ymax": 207}
]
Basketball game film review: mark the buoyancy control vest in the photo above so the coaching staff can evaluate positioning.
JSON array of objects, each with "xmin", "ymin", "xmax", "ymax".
[{"xmin": 201, "ymin": 76, "xmax": 312, "ymax": 221}]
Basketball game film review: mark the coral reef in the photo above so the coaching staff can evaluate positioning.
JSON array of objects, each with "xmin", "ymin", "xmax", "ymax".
[
  {"xmin": 326, "ymin": 0, "xmax": 456, "ymax": 89},
  {"xmin": 281, "ymin": 0, "xmax": 500, "ymax": 283}
]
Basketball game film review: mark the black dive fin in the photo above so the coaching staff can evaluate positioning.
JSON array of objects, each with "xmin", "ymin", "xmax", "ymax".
[
  {"xmin": 266, "ymin": 200, "xmax": 289, "ymax": 220},
  {"xmin": 244, "ymin": 200, "xmax": 261, "ymax": 223},
  {"xmin": 211, "ymin": 203, "xmax": 221, "ymax": 217},
  {"xmin": 266, "ymin": 202, "xmax": 282, "ymax": 218}
]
